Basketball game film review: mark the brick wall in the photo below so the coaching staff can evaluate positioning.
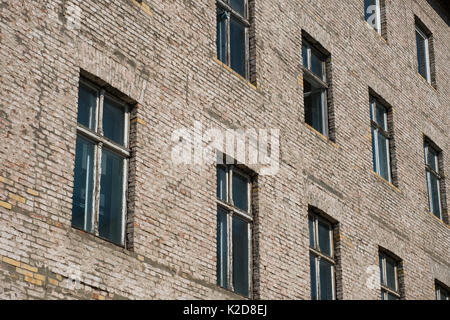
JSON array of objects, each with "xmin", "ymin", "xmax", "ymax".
[{"xmin": 0, "ymin": 0, "xmax": 448, "ymax": 299}]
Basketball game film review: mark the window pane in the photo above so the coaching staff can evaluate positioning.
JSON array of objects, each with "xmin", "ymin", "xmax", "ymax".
[
  {"xmin": 308, "ymin": 215, "xmax": 315, "ymax": 248},
  {"xmin": 310, "ymin": 253, "xmax": 317, "ymax": 300},
  {"xmin": 385, "ymin": 256, "xmax": 397, "ymax": 291},
  {"xmin": 364, "ymin": 0, "xmax": 378, "ymax": 29},
  {"xmin": 440, "ymin": 288, "xmax": 449, "ymax": 300},
  {"xmin": 302, "ymin": 42, "xmax": 309, "ymax": 69},
  {"xmin": 217, "ymin": 207, "xmax": 228, "ymax": 288},
  {"xmin": 379, "ymin": 254, "xmax": 384, "ymax": 286},
  {"xmin": 304, "ymin": 80, "xmax": 326, "ymax": 135},
  {"xmin": 77, "ymin": 84, "xmax": 96, "ymax": 130},
  {"xmin": 311, "ymin": 50, "xmax": 324, "ymax": 80},
  {"xmin": 99, "ymin": 149, "xmax": 125, "ymax": 245},
  {"xmin": 216, "ymin": 9, "xmax": 227, "ymax": 64},
  {"xmin": 230, "ymin": 18, "xmax": 246, "ymax": 77},
  {"xmin": 387, "ymin": 292, "xmax": 400, "ymax": 300},
  {"xmin": 71, "ymin": 135, "xmax": 95, "ymax": 232},
  {"xmin": 429, "ymin": 172, "xmax": 441, "ymax": 218},
  {"xmin": 377, "ymin": 133, "xmax": 390, "ymax": 181},
  {"xmin": 416, "ymin": 30, "xmax": 427, "ymax": 80},
  {"xmin": 371, "ymin": 127, "xmax": 378, "ymax": 174},
  {"xmin": 426, "ymin": 146, "xmax": 439, "ymax": 172},
  {"xmin": 375, "ymin": 103, "xmax": 387, "ymax": 130},
  {"xmin": 102, "ymin": 98, "xmax": 125, "ymax": 146},
  {"xmin": 319, "ymin": 259, "xmax": 334, "ymax": 300},
  {"xmin": 232, "ymin": 172, "xmax": 248, "ymax": 212},
  {"xmin": 232, "ymin": 216, "xmax": 249, "ymax": 297},
  {"xmin": 230, "ymin": 0, "xmax": 245, "ymax": 16},
  {"xmin": 217, "ymin": 166, "xmax": 227, "ymax": 201},
  {"xmin": 318, "ymin": 220, "xmax": 332, "ymax": 256}
]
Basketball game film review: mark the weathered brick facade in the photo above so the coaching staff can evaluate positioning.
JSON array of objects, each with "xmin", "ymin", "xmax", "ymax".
[{"xmin": 0, "ymin": 0, "xmax": 448, "ymax": 300}]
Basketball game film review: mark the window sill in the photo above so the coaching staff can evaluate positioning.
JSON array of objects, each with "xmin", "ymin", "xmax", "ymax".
[
  {"xmin": 217, "ymin": 285, "xmax": 251, "ymax": 300},
  {"xmin": 425, "ymin": 210, "xmax": 449, "ymax": 228},
  {"xmin": 304, "ymin": 123, "xmax": 339, "ymax": 149},
  {"xmin": 71, "ymin": 226, "xmax": 128, "ymax": 251},
  {"xmin": 214, "ymin": 58, "xmax": 260, "ymax": 92},
  {"xmin": 416, "ymin": 72, "xmax": 437, "ymax": 92},
  {"xmin": 369, "ymin": 170, "xmax": 400, "ymax": 193}
]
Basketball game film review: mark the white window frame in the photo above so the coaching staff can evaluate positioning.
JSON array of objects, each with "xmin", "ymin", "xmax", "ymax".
[
  {"xmin": 216, "ymin": 164, "xmax": 253, "ymax": 297},
  {"xmin": 74, "ymin": 79, "xmax": 130, "ymax": 246},
  {"xmin": 309, "ymin": 213, "xmax": 336, "ymax": 300},
  {"xmin": 370, "ymin": 97, "xmax": 392, "ymax": 183},
  {"xmin": 379, "ymin": 252, "xmax": 401, "ymax": 300},
  {"xmin": 424, "ymin": 142, "xmax": 442, "ymax": 220},
  {"xmin": 415, "ymin": 24, "xmax": 431, "ymax": 83}
]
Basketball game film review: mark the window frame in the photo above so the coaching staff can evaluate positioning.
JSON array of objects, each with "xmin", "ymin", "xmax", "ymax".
[
  {"xmin": 435, "ymin": 282, "xmax": 450, "ymax": 300},
  {"xmin": 379, "ymin": 252, "xmax": 401, "ymax": 300},
  {"xmin": 415, "ymin": 24, "xmax": 431, "ymax": 83},
  {"xmin": 302, "ymin": 39, "xmax": 329, "ymax": 138},
  {"xmin": 216, "ymin": 0, "xmax": 250, "ymax": 79},
  {"xmin": 73, "ymin": 79, "xmax": 130, "ymax": 246},
  {"xmin": 216, "ymin": 164, "xmax": 253, "ymax": 297},
  {"xmin": 424, "ymin": 141, "xmax": 443, "ymax": 220},
  {"xmin": 370, "ymin": 97, "xmax": 392, "ymax": 183},
  {"xmin": 308, "ymin": 213, "xmax": 336, "ymax": 300}
]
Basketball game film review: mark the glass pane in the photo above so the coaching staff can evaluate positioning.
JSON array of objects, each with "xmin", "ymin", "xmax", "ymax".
[
  {"xmin": 217, "ymin": 207, "xmax": 228, "ymax": 288},
  {"xmin": 216, "ymin": 9, "xmax": 227, "ymax": 64},
  {"xmin": 364, "ymin": 0, "xmax": 378, "ymax": 29},
  {"xmin": 440, "ymin": 288, "xmax": 449, "ymax": 300},
  {"xmin": 375, "ymin": 103, "xmax": 387, "ymax": 130},
  {"xmin": 379, "ymin": 254, "xmax": 384, "ymax": 286},
  {"xmin": 311, "ymin": 50, "xmax": 324, "ymax": 80},
  {"xmin": 377, "ymin": 133, "xmax": 390, "ymax": 181},
  {"xmin": 385, "ymin": 256, "xmax": 397, "ymax": 291},
  {"xmin": 318, "ymin": 220, "xmax": 332, "ymax": 256},
  {"xmin": 99, "ymin": 149, "xmax": 125, "ymax": 245},
  {"xmin": 319, "ymin": 259, "xmax": 334, "ymax": 300},
  {"xmin": 387, "ymin": 292, "xmax": 400, "ymax": 300},
  {"xmin": 302, "ymin": 42, "xmax": 309, "ymax": 68},
  {"xmin": 232, "ymin": 216, "xmax": 249, "ymax": 297},
  {"xmin": 217, "ymin": 166, "xmax": 227, "ymax": 201},
  {"xmin": 102, "ymin": 98, "xmax": 125, "ymax": 146},
  {"xmin": 77, "ymin": 84, "xmax": 97, "ymax": 130},
  {"xmin": 308, "ymin": 215, "xmax": 315, "ymax": 248},
  {"xmin": 232, "ymin": 172, "xmax": 248, "ymax": 212},
  {"xmin": 230, "ymin": 18, "xmax": 246, "ymax": 77},
  {"xmin": 71, "ymin": 136, "xmax": 95, "ymax": 232},
  {"xmin": 310, "ymin": 253, "xmax": 317, "ymax": 300},
  {"xmin": 304, "ymin": 80, "xmax": 326, "ymax": 135},
  {"xmin": 426, "ymin": 146, "xmax": 439, "ymax": 172},
  {"xmin": 416, "ymin": 30, "xmax": 427, "ymax": 79},
  {"xmin": 230, "ymin": 0, "xmax": 245, "ymax": 16},
  {"xmin": 371, "ymin": 127, "xmax": 378, "ymax": 174},
  {"xmin": 429, "ymin": 172, "xmax": 441, "ymax": 218}
]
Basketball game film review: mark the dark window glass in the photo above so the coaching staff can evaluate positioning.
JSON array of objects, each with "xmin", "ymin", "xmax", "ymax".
[
  {"xmin": 364, "ymin": 0, "xmax": 377, "ymax": 22},
  {"xmin": 102, "ymin": 98, "xmax": 125, "ymax": 146},
  {"xmin": 217, "ymin": 207, "xmax": 228, "ymax": 288},
  {"xmin": 319, "ymin": 259, "xmax": 334, "ymax": 300},
  {"xmin": 304, "ymin": 79, "xmax": 325, "ymax": 134},
  {"xmin": 230, "ymin": 0, "xmax": 245, "ymax": 16},
  {"xmin": 385, "ymin": 256, "xmax": 397, "ymax": 291},
  {"xmin": 302, "ymin": 42, "xmax": 309, "ymax": 68},
  {"xmin": 216, "ymin": 9, "xmax": 227, "ymax": 64},
  {"xmin": 98, "ymin": 149, "xmax": 124, "ymax": 245},
  {"xmin": 379, "ymin": 254, "xmax": 384, "ymax": 285},
  {"xmin": 308, "ymin": 215, "xmax": 315, "ymax": 248},
  {"xmin": 232, "ymin": 172, "xmax": 248, "ymax": 212},
  {"xmin": 311, "ymin": 50, "xmax": 324, "ymax": 80},
  {"xmin": 387, "ymin": 292, "xmax": 400, "ymax": 300},
  {"xmin": 217, "ymin": 166, "xmax": 227, "ymax": 201},
  {"xmin": 416, "ymin": 29, "xmax": 428, "ymax": 80},
  {"xmin": 310, "ymin": 253, "xmax": 317, "ymax": 300},
  {"xmin": 375, "ymin": 104, "xmax": 386, "ymax": 130},
  {"xmin": 377, "ymin": 133, "xmax": 390, "ymax": 181},
  {"xmin": 230, "ymin": 18, "xmax": 246, "ymax": 77},
  {"xmin": 318, "ymin": 220, "xmax": 331, "ymax": 256},
  {"xmin": 232, "ymin": 216, "xmax": 249, "ymax": 297},
  {"xmin": 426, "ymin": 146, "xmax": 438, "ymax": 172},
  {"xmin": 71, "ymin": 135, "xmax": 95, "ymax": 232},
  {"xmin": 77, "ymin": 84, "xmax": 96, "ymax": 130},
  {"xmin": 428, "ymin": 172, "xmax": 441, "ymax": 218}
]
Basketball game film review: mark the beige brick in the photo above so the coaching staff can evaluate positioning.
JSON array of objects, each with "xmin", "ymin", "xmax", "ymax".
[
  {"xmin": 0, "ymin": 201, "xmax": 11, "ymax": 210},
  {"xmin": 9, "ymin": 193, "xmax": 26, "ymax": 204},
  {"xmin": 3, "ymin": 257, "xmax": 21, "ymax": 268}
]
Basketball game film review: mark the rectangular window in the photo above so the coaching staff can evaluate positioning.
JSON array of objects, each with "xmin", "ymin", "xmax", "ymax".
[
  {"xmin": 71, "ymin": 80, "xmax": 130, "ymax": 246},
  {"xmin": 309, "ymin": 212, "xmax": 336, "ymax": 300},
  {"xmin": 370, "ymin": 96, "xmax": 392, "ymax": 183},
  {"xmin": 216, "ymin": 164, "xmax": 253, "ymax": 297},
  {"xmin": 415, "ymin": 23, "xmax": 431, "ymax": 83},
  {"xmin": 424, "ymin": 141, "xmax": 443, "ymax": 220},
  {"xmin": 216, "ymin": 0, "xmax": 249, "ymax": 78},
  {"xmin": 435, "ymin": 282, "xmax": 450, "ymax": 300},
  {"xmin": 364, "ymin": 0, "xmax": 381, "ymax": 34},
  {"xmin": 302, "ymin": 38, "xmax": 331, "ymax": 138},
  {"xmin": 379, "ymin": 251, "xmax": 402, "ymax": 300}
]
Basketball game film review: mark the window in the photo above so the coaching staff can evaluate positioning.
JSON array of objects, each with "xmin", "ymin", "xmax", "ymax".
[
  {"xmin": 415, "ymin": 23, "xmax": 431, "ymax": 83},
  {"xmin": 216, "ymin": 164, "xmax": 253, "ymax": 297},
  {"xmin": 71, "ymin": 79, "xmax": 130, "ymax": 246},
  {"xmin": 364, "ymin": 0, "xmax": 381, "ymax": 34},
  {"xmin": 308, "ymin": 212, "xmax": 336, "ymax": 300},
  {"xmin": 424, "ymin": 140, "xmax": 444, "ymax": 220},
  {"xmin": 302, "ymin": 38, "xmax": 331, "ymax": 138},
  {"xmin": 216, "ymin": 0, "xmax": 249, "ymax": 78},
  {"xmin": 435, "ymin": 282, "xmax": 450, "ymax": 300},
  {"xmin": 370, "ymin": 96, "xmax": 392, "ymax": 183},
  {"xmin": 379, "ymin": 251, "xmax": 402, "ymax": 300}
]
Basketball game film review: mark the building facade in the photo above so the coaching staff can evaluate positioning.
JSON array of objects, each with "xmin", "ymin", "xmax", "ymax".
[{"xmin": 0, "ymin": 0, "xmax": 449, "ymax": 300}]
